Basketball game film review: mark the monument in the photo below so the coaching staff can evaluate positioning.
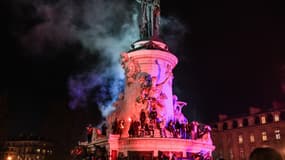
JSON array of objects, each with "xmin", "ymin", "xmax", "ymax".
[{"xmin": 72, "ymin": 0, "xmax": 215, "ymax": 159}]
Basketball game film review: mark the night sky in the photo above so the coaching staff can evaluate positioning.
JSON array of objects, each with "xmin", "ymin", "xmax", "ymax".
[{"xmin": 1, "ymin": 0, "xmax": 285, "ymax": 159}]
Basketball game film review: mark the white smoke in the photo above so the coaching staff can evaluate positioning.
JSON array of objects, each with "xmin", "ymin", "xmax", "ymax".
[
  {"xmin": 19, "ymin": 1, "xmax": 76, "ymax": 54},
  {"xmin": 68, "ymin": 0, "xmax": 139, "ymax": 117},
  {"xmin": 160, "ymin": 16, "xmax": 189, "ymax": 53},
  {"xmin": 12, "ymin": 0, "xmax": 188, "ymax": 118}
]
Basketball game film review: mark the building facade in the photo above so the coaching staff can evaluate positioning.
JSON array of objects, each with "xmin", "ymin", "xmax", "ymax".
[
  {"xmin": 212, "ymin": 106, "xmax": 285, "ymax": 160},
  {"xmin": 0, "ymin": 137, "xmax": 54, "ymax": 160}
]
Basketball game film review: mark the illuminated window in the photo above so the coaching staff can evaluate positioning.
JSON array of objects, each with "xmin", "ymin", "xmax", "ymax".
[
  {"xmin": 261, "ymin": 116, "xmax": 266, "ymax": 124},
  {"xmin": 238, "ymin": 135, "xmax": 243, "ymax": 144},
  {"xmin": 274, "ymin": 114, "xmax": 280, "ymax": 122},
  {"xmin": 250, "ymin": 134, "xmax": 255, "ymax": 143},
  {"xmin": 275, "ymin": 129, "xmax": 281, "ymax": 140},
  {"xmin": 262, "ymin": 132, "xmax": 268, "ymax": 141}
]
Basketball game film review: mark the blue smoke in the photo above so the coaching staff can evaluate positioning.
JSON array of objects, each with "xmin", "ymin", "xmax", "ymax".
[
  {"xmin": 68, "ymin": 0, "xmax": 139, "ymax": 117},
  {"xmin": 14, "ymin": 0, "xmax": 187, "ymax": 117}
]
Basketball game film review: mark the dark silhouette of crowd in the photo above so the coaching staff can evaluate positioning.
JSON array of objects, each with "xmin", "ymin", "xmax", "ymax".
[{"xmin": 111, "ymin": 109, "xmax": 211, "ymax": 140}]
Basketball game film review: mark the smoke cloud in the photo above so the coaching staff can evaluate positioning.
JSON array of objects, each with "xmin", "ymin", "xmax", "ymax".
[
  {"xmin": 160, "ymin": 16, "xmax": 189, "ymax": 54},
  {"xmin": 67, "ymin": 0, "xmax": 139, "ymax": 116},
  {"xmin": 18, "ymin": 0, "xmax": 77, "ymax": 54},
  {"xmin": 12, "ymin": 0, "xmax": 188, "ymax": 117}
]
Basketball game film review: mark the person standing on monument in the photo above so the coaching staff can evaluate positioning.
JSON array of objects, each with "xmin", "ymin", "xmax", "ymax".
[{"xmin": 86, "ymin": 124, "xmax": 93, "ymax": 143}]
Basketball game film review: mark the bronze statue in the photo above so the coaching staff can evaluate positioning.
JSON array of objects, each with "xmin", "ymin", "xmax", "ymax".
[{"xmin": 136, "ymin": 0, "xmax": 160, "ymax": 40}]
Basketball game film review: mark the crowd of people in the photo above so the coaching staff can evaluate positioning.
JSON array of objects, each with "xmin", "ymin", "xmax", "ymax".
[{"xmin": 110, "ymin": 110, "xmax": 212, "ymax": 141}]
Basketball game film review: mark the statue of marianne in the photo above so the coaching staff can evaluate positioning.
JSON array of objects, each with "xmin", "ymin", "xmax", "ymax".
[{"xmin": 136, "ymin": 0, "xmax": 160, "ymax": 40}]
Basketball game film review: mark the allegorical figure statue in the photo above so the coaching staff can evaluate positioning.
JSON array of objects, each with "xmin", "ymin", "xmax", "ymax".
[{"xmin": 136, "ymin": 0, "xmax": 160, "ymax": 40}]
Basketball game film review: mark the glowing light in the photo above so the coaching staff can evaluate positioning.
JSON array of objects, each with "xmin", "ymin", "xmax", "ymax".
[
  {"xmin": 261, "ymin": 116, "xmax": 266, "ymax": 124},
  {"xmin": 250, "ymin": 134, "xmax": 255, "ymax": 143},
  {"xmin": 238, "ymin": 135, "xmax": 243, "ymax": 144},
  {"xmin": 262, "ymin": 131, "xmax": 268, "ymax": 141},
  {"xmin": 7, "ymin": 156, "xmax": 12, "ymax": 160},
  {"xmin": 275, "ymin": 129, "xmax": 281, "ymax": 140},
  {"xmin": 274, "ymin": 114, "xmax": 280, "ymax": 122},
  {"xmin": 128, "ymin": 117, "xmax": 132, "ymax": 122}
]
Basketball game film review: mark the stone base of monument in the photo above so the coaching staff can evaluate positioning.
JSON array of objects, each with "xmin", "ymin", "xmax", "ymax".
[{"xmin": 81, "ymin": 134, "xmax": 215, "ymax": 160}]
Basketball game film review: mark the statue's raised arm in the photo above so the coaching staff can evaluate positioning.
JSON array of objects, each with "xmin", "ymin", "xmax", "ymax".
[{"xmin": 136, "ymin": 0, "xmax": 160, "ymax": 40}]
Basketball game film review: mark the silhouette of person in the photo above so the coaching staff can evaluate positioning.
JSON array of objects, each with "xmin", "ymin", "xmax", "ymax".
[
  {"xmin": 140, "ymin": 109, "xmax": 146, "ymax": 126},
  {"xmin": 190, "ymin": 121, "xmax": 199, "ymax": 140},
  {"xmin": 86, "ymin": 124, "xmax": 93, "ymax": 143},
  {"xmin": 101, "ymin": 123, "xmax": 107, "ymax": 136}
]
